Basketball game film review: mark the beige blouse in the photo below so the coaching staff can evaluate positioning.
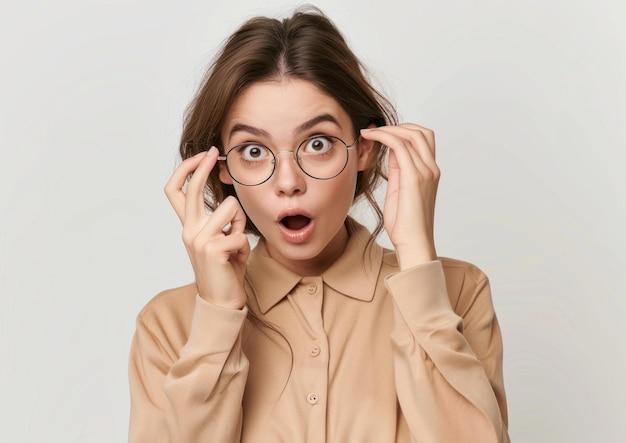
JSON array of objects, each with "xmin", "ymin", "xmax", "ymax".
[{"xmin": 129, "ymin": 223, "xmax": 509, "ymax": 442}]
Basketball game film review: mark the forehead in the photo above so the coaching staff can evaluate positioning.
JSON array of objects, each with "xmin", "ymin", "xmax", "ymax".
[{"xmin": 222, "ymin": 79, "xmax": 352, "ymax": 141}]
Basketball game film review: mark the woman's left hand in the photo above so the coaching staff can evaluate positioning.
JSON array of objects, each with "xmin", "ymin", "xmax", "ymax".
[{"xmin": 360, "ymin": 123, "xmax": 440, "ymax": 270}]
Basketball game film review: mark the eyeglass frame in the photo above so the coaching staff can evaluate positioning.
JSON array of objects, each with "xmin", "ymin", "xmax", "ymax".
[{"xmin": 216, "ymin": 134, "xmax": 359, "ymax": 186}]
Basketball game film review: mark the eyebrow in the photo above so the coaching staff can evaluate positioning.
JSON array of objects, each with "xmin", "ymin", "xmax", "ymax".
[
  {"xmin": 227, "ymin": 113, "xmax": 342, "ymax": 140},
  {"xmin": 228, "ymin": 124, "xmax": 270, "ymax": 140},
  {"xmin": 294, "ymin": 113, "xmax": 342, "ymax": 134}
]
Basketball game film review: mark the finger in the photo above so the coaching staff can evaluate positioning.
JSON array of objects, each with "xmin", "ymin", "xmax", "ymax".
[
  {"xmin": 193, "ymin": 195, "xmax": 247, "ymax": 245},
  {"xmin": 196, "ymin": 232, "xmax": 250, "ymax": 264},
  {"xmin": 398, "ymin": 123, "xmax": 436, "ymax": 156},
  {"xmin": 221, "ymin": 232, "xmax": 251, "ymax": 264},
  {"xmin": 367, "ymin": 124, "xmax": 435, "ymax": 163},
  {"xmin": 164, "ymin": 151, "xmax": 210, "ymax": 223},
  {"xmin": 360, "ymin": 127, "xmax": 424, "ymax": 174},
  {"xmin": 189, "ymin": 201, "xmax": 250, "ymax": 265},
  {"xmin": 210, "ymin": 196, "xmax": 247, "ymax": 235},
  {"xmin": 386, "ymin": 149, "xmax": 400, "ymax": 195},
  {"xmin": 361, "ymin": 126, "xmax": 437, "ymax": 174},
  {"xmin": 224, "ymin": 196, "xmax": 248, "ymax": 236},
  {"xmin": 184, "ymin": 147, "xmax": 219, "ymax": 224},
  {"xmin": 386, "ymin": 125, "xmax": 438, "ymax": 173}
]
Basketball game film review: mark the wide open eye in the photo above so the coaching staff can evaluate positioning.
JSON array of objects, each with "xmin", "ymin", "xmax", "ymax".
[
  {"xmin": 235, "ymin": 144, "xmax": 271, "ymax": 162},
  {"xmin": 301, "ymin": 136, "xmax": 334, "ymax": 155}
]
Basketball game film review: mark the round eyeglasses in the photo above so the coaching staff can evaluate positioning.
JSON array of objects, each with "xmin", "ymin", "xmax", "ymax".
[{"xmin": 217, "ymin": 134, "xmax": 358, "ymax": 186}]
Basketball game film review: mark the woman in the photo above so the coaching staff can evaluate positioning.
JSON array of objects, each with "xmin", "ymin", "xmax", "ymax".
[{"xmin": 129, "ymin": 7, "xmax": 509, "ymax": 442}]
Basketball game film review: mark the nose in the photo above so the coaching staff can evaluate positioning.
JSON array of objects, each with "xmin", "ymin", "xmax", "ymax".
[{"xmin": 272, "ymin": 151, "xmax": 306, "ymax": 195}]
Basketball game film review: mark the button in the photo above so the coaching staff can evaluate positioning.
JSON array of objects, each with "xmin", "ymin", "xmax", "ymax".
[
  {"xmin": 306, "ymin": 392, "xmax": 319, "ymax": 405},
  {"xmin": 307, "ymin": 283, "xmax": 317, "ymax": 294},
  {"xmin": 309, "ymin": 345, "xmax": 321, "ymax": 357}
]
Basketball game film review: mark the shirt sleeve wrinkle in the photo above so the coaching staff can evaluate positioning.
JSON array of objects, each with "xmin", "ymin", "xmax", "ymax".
[
  {"xmin": 129, "ymin": 291, "xmax": 250, "ymax": 443},
  {"xmin": 137, "ymin": 315, "xmax": 176, "ymax": 385},
  {"xmin": 385, "ymin": 259, "xmax": 509, "ymax": 443}
]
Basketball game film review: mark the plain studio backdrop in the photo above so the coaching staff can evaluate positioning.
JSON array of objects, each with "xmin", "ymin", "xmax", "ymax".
[{"xmin": 1, "ymin": 0, "xmax": 624, "ymax": 441}]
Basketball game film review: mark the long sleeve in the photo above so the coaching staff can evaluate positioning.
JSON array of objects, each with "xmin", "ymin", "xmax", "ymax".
[
  {"xmin": 129, "ymin": 293, "xmax": 249, "ymax": 443},
  {"xmin": 386, "ymin": 260, "xmax": 509, "ymax": 443}
]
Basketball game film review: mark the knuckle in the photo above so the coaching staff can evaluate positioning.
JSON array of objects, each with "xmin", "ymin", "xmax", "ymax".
[
  {"xmin": 222, "ymin": 195, "xmax": 238, "ymax": 207},
  {"xmin": 181, "ymin": 231, "xmax": 193, "ymax": 245},
  {"xmin": 192, "ymin": 235, "xmax": 207, "ymax": 251},
  {"xmin": 233, "ymin": 232, "xmax": 249, "ymax": 244},
  {"xmin": 201, "ymin": 242, "xmax": 215, "ymax": 257}
]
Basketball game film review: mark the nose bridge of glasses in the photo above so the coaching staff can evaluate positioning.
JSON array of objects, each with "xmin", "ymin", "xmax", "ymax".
[
  {"xmin": 274, "ymin": 149, "xmax": 298, "ymax": 157},
  {"xmin": 270, "ymin": 146, "xmax": 304, "ymax": 163},
  {"xmin": 273, "ymin": 149, "xmax": 303, "ymax": 174}
]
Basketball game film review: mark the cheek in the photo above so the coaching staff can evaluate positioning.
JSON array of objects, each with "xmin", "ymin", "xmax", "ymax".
[
  {"xmin": 340, "ymin": 163, "xmax": 360, "ymax": 196},
  {"xmin": 327, "ymin": 169, "xmax": 359, "ymax": 211}
]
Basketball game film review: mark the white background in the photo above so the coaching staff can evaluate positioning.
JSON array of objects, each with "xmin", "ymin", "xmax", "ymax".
[{"xmin": 1, "ymin": 0, "xmax": 624, "ymax": 441}]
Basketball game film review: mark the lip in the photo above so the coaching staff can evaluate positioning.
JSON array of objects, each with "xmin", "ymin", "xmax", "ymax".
[{"xmin": 276, "ymin": 208, "xmax": 315, "ymax": 244}]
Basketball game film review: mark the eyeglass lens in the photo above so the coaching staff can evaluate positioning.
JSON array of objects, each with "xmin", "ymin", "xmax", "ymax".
[{"xmin": 224, "ymin": 135, "xmax": 352, "ymax": 186}]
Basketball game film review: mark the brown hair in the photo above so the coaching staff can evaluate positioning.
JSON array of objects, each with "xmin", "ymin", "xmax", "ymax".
[{"xmin": 180, "ymin": 6, "xmax": 397, "ymax": 238}]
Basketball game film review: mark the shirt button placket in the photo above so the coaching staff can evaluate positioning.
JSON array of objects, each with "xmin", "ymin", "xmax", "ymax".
[
  {"xmin": 309, "ymin": 345, "xmax": 321, "ymax": 357},
  {"xmin": 296, "ymin": 276, "xmax": 326, "ymax": 435},
  {"xmin": 306, "ymin": 392, "xmax": 319, "ymax": 405}
]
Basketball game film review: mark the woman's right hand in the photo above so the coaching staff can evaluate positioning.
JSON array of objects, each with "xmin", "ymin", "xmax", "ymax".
[{"xmin": 164, "ymin": 147, "xmax": 250, "ymax": 310}]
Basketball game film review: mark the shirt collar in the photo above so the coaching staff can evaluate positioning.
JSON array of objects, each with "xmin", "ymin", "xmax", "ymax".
[{"xmin": 245, "ymin": 220, "xmax": 384, "ymax": 314}]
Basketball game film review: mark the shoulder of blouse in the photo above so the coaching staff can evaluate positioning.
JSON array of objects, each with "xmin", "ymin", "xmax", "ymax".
[
  {"xmin": 135, "ymin": 283, "xmax": 198, "ymax": 335},
  {"xmin": 381, "ymin": 248, "xmax": 487, "ymax": 279},
  {"xmin": 381, "ymin": 249, "xmax": 492, "ymax": 315}
]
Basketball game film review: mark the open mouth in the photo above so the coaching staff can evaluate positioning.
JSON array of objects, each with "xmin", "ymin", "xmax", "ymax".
[{"xmin": 280, "ymin": 214, "xmax": 312, "ymax": 231}]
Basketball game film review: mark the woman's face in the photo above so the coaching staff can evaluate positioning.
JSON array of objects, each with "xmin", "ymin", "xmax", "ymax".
[{"xmin": 219, "ymin": 79, "xmax": 373, "ymax": 276}]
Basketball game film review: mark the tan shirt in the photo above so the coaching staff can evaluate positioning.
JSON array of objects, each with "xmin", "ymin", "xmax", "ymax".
[{"xmin": 129, "ymin": 223, "xmax": 509, "ymax": 442}]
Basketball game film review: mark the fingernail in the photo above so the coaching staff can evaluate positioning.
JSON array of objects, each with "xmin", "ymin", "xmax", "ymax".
[
  {"xmin": 208, "ymin": 146, "xmax": 217, "ymax": 155},
  {"xmin": 360, "ymin": 128, "xmax": 372, "ymax": 133}
]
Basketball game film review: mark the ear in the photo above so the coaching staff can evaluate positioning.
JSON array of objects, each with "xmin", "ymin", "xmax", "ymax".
[
  {"xmin": 356, "ymin": 124, "xmax": 377, "ymax": 171},
  {"xmin": 218, "ymin": 162, "xmax": 233, "ymax": 184}
]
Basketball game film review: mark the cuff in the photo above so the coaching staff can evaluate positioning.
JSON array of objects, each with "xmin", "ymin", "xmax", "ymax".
[
  {"xmin": 182, "ymin": 294, "xmax": 248, "ymax": 356},
  {"xmin": 384, "ymin": 260, "xmax": 455, "ymax": 325}
]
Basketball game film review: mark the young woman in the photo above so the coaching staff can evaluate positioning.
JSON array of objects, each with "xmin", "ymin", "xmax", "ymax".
[{"xmin": 129, "ymin": 7, "xmax": 509, "ymax": 442}]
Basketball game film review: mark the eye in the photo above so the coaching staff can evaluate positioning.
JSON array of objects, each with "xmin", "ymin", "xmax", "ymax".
[
  {"xmin": 301, "ymin": 136, "xmax": 333, "ymax": 155},
  {"xmin": 235, "ymin": 144, "xmax": 270, "ymax": 161}
]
